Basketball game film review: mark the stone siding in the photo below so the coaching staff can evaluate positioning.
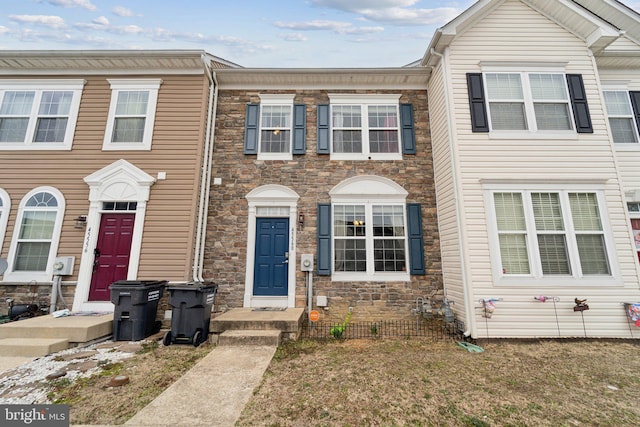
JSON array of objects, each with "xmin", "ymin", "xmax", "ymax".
[{"xmin": 206, "ymin": 89, "xmax": 441, "ymax": 322}]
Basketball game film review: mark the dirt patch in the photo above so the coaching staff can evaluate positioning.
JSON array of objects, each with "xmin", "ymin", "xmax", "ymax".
[
  {"xmin": 237, "ymin": 339, "xmax": 640, "ymax": 426},
  {"xmin": 46, "ymin": 340, "xmax": 212, "ymax": 425}
]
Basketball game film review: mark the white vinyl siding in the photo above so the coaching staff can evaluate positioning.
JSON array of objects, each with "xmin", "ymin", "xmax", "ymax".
[{"xmin": 436, "ymin": 0, "xmax": 640, "ymax": 338}]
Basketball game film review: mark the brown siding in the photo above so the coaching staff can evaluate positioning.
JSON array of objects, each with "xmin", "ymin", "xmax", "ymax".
[
  {"xmin": 206, "ymin": 89, "xmax": 442, "ymax": 321},
  {"xmin": 0, "ymin": 74, "xmax": 209, "ymax": 283}
]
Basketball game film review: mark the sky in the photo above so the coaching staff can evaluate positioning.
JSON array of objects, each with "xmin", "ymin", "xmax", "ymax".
[{"xmin": 1, "ymin": 0, "xmax": 639, "ymax": 68}]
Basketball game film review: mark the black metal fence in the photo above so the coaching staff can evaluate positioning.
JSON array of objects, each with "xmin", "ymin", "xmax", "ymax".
[{"xmin": 301, "ymin": 317, "xmax": 463, "ymax": 340}]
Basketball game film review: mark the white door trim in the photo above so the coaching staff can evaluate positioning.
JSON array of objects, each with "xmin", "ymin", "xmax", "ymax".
[
  {"xmin": 244, "ymin": 185, "xmax": 299, "ymax": 308},
  {"xmin": 72, "ymin": 160, "xmax": 155, "ymax": 312}
]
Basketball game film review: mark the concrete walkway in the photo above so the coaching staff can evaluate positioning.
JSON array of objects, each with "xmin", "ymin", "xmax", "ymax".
[{"xmin": 122, "ymin": 344, "xmax": 277, "ymax": 427}]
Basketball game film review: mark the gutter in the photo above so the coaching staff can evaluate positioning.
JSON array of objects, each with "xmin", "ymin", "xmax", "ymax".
[
  {"xmin": 430, "ymin": 48, "xmax": 474, "ymax": 338},
  {"xmin": 192, "ymin": 56, "xmax": 219, "ymax": 282}
]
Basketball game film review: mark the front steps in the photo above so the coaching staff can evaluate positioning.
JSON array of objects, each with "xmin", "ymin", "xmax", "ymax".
[
  {"xmin": 0, "ymin": 313, "xmax": 113, "ymax": 358},
  {"xmin": 211, "ymin": 308, "xmax": 304, "ymax": 346}
]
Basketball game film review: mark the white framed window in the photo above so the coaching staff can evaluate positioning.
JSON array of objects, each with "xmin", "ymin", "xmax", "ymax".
[
  {"xmin": 0, "ymin": 80, "xmax": 84, "ymax": 150},
  {"xmin": 258, "ymin": 94, "xmax": 294, "ymax": 160},
  {"xmin": 333, "ymin": 203, "xmax": 408, "ymax": 279},
  {"xmin": 0, "ymin": 188, "xmax": 10, "ymax": 256},
  {"xmin": 103, "ymin": 79, "xmax": 162, "ymax": 151},
  {"xmin": 603, "ymin": 90, "xmax": 639, "ymax": 144},
  {"xmin": 484, "ymin": 72, "xmax": 574, "ymax": 134},
  {"xmin": 487, "ymin": 186, "xmax": 616, "ymax": 285},
  {"xmin": 4, "ymin": 187, "xmax": 65, "ymax": 282},
  {"xmin": 329, "ymin": 94, "xmax": 402, "ymax": 160}
]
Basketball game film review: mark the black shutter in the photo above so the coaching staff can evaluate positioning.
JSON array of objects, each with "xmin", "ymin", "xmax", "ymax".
[
  {"xmin": 407, "ymin": 203, "xmax": 426, "ymax": 275},
  {"xmin": 630, "ymin": 91, "xmax": 640, "ymax": 136},
  {"xmin": 292, "ymin": 104, "xmax": 306, "ymax": 155},
  {"xmin": 317, "ymin": 104, "xmax": 330, "ymax": 154},
  {"xmin": 317, "ymin": 204, "xmax": 332, "ymax": 275},
  {"xmin": 400, "ymin": 103, "xmax": 416, "ymax": 154},
  {"xmin": 244, "ymin": 103, "xmax": 259, "ymax": 154},
  {"xmin": 467, "ymin": 73, "xmax": 489, "ymax": 132},
  {"xmin": 566, "ymin": 74, "xmax": 593, "ymax": 133}
]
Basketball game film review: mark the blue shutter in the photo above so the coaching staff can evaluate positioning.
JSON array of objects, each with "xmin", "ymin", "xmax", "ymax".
[
  {"xmin": 407, "ymin": 203, "xmax": 426, "ymax": 275},
  {"xmin": 317, "ymin": 104, "xmax": 330, "ymax": 154},
  {"xmin": 317, "ymin": 203, "xmax": 332, "ymax": 275},
  {"xmin": 630, "ymin": 92, "xmax": 640, "ymax": 135},
  {"xmin": 292, "ymin": 104, "xmax": 306, "ymax": 155},
  {"xmin": 467, "ymin": 73, "xmax": 489, "ymax": 132},
  {"xmin": 400, "ymin": 103, "xmax": 416, "ymax": 154},
  {"xmin": 566, "ymin": 74, "xmax": 593, "ymax": 133},
  {"xmin": 244, "ymin": 103, "xmax": 259, "ymax": 154}
]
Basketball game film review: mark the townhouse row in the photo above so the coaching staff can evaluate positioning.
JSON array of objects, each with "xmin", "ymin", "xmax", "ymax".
[{"xmin": 1, "ymin": 0, "xmax": 640, "ymax": 338}]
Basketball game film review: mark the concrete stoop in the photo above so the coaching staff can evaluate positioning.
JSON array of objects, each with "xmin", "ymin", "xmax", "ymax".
[
  {"xmin": 211, "ymin": 307, "xmax": 304, "ymax": 345},
  {"xmin": 218, "ymin": 329, "xmax": 281, "ymax": 346},
  {"xmin": 0, "ymin": 337, "xmax": 70, "ymax": 357},
  {"xmin": 0, "ymin": 313, "xmax": 113, "ymax": 358}
]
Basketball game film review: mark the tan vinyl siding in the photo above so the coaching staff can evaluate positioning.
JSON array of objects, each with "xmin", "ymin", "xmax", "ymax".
[
  {"xmin": 428, "ymin": 61, "xmax": 467, "ymax": 323},
  {"xmin": 0, "ymin": 74, "xmax": 209, "ymax": 282},
  {"xmin": 442, "ymin": 0, "xmax": 640, "ymax": 337}
]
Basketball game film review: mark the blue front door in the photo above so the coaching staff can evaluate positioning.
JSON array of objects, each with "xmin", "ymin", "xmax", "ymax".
[{"xmin": 253, "ymin": 218, "xmax": 289, "ymax": 296}]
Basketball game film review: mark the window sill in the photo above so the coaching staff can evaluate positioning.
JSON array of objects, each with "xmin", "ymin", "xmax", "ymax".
[
  {"xmin": 332, "ymin": 272, "xmax": 410, "ymax": 282},
  {"xmin": 2, "ymin": 272, "xmax": 53, "ymax": 283},
  {"xmin": 0, "ymin": 143, "xmax": 72, "ymax": 151},
  {"xmin": 489, "ymin": 131, "xmax": 578, "ymax": 140},
  {"xmin": 257, "ymin": 153, "xmax": 293, "ymax": 161},
  {"xmin": 330, "ymin": 153, "xmax": 403, "ymax": 161},
  {"xmin": 102, "ymin": 143, "xmax": 151, "ymax": 151}
]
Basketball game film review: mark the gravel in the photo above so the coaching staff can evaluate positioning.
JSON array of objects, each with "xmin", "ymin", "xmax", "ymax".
[{"xmin": 0, "ymin": 341, "xmax": 142, "ymax": 404}]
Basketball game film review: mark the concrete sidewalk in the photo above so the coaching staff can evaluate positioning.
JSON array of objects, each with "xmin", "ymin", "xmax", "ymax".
[{"xmin": 121, "ymin": 344, "xmax": 276, "ymax": 427}]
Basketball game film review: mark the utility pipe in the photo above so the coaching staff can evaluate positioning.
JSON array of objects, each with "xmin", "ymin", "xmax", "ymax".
[
  {"xmin": 429, "ymin": 47, "xmax": 474, "ymax": 338},
  {"xmin": 193, "ymin": 55, "xmax": 218, "ymax": 283}
]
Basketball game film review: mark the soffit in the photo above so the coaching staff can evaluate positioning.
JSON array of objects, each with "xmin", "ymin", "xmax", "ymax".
[
  {"xmin": 0, "ymin": 50, "xmax": 238, "ymax": 75},
  {"xmin": 214, "ymin": 68, "xmax": 429, "ymax": 90}
]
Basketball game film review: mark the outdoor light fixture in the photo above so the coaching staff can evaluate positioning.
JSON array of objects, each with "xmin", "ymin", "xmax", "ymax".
[
  {"xmin": 74, "ymin": 215, "xmax": 87, "ymax": 229},
  {"xmin": 298, "ymin": 212, "xmax": 304, "ymax": 228}
]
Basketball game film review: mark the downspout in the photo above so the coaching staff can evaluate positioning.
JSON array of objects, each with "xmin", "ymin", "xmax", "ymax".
[
  {"xmin": 192, "ymin": 56, "xmax": 218, "ymax": 282},
  {"xmin": 430, "ymin": 47, "xmax": 475, "ymax": 338}
]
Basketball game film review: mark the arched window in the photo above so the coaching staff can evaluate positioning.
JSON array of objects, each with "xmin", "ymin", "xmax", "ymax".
[
  {"xmin": 5, "ymin": 187, "xmax": 65, "ymax": 281},
  {"xmin": 0, "ymin": 188, "xmax": 10, "ymax": 254}
]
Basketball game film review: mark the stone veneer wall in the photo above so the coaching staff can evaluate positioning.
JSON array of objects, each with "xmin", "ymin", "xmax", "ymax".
[{"xmin": 205, "ymin": 89, "xmax": 441, "ymax": 322}]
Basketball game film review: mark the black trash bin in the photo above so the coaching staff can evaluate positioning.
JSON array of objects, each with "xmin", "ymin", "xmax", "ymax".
[
  {"xmin": 110, "ymin": 280, "xmax": 167, "ymax": 341},
  {"xmin": 163, "ymin": 282, "xmax": 217, "ymax": 347}
]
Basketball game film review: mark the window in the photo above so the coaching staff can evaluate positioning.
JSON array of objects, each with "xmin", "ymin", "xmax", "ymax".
[
  {"xmin": 4, "ymin": 187, "xmax": 65, "ymax": 281},
  {"xmin": 467, "ymin": 71, "xmax": 592, "ymax": 135},
  {"xmin": 0, "ymin": 188, "xmax": 9, "ymax": 255},
  {"xmin": 490, "ymin": 189, "xmax": 612, "ymax": 281},
  {"xmin": 604, "ymin": 90, "xmax": 640, "ymax": 143},
  {"xmin": 103, "ymin": 79, "xmax": 161, "ymax": 151},
  {"xmin": 485, "ymin": 73, "xmax": 572, "ymax": 132},
  {"xmin": 328, "ymin": 94, "xmax": 402, "ymax": 160},
  {"xmin": 333, "ymin": 203, "xmax": 408, "ymax": 277},
  {"xmin": 258, "ymin": 94, "xmax": 293, "ymax": 159},
  {"xmin": 0, "ymin": 80, "xmax": 84, "ymax": 150}
]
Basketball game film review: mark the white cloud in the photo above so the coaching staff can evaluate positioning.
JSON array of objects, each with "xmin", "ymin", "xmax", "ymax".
[
  {"xmin": 280, "ymin": 32, "xmax": 308, "ymax": 42},
  {"xmin": 9, "ymin": 15, "xmax": 66, "ymax": 30},
  {"xmin": 93, "ymin": 16, "xmax": 110, "ymax": 26},
  {"xmin": 273, "ymin": 20, "xmax": 383, "ymax": 35},
  {"xmin": 311, "ymin": 0, "xmax": 461, "ymax": 26},
  {"xmin": 112, "ymin": 6, "xmax": 135, "ymax": 17},
  {"xmin": 37, "ymin": 0, "xmax": 97, "ymax": 11}
]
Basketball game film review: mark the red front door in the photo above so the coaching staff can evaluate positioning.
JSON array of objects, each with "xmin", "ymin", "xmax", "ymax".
[{"xmin": 89, "ymin": 213, "xmax": 135, "ymax": 301}]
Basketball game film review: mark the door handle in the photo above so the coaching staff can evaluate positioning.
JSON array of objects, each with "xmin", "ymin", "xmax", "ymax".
[
  {"xmin": 283, "ymin": 252, "xmax": 289, "ymax": 264},
  {"xmin": 93, "ymin": 248, "xmax": 101, "ymax": 269}
]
